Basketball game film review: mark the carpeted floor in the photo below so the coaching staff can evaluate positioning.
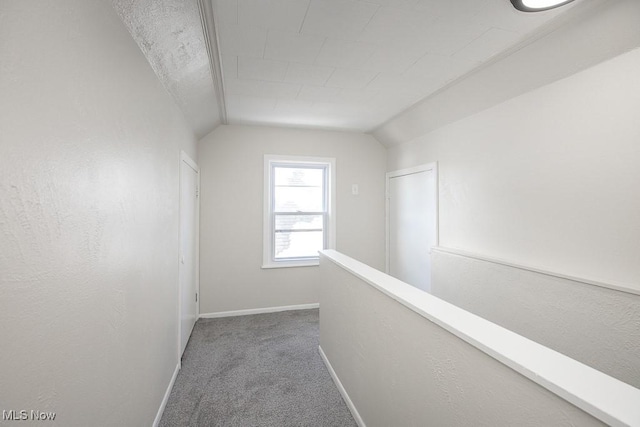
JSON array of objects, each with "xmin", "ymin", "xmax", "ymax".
[{"xmin": 159, "ymin": 309, "xmax": 357, "ymax": 427}]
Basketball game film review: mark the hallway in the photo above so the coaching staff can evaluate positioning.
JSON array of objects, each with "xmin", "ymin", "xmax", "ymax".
[
  {"xmin": 2, "ymin": 1, "xmax": 640, "ymax": 425},
  {"xmin": 160, "ymin": 310, "xmax": 355, "ymax": 426}
]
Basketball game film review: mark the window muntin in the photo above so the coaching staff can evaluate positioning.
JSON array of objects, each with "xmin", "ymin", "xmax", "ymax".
[
  {"xmin": 274, "ymin": 213, "xmax": 324, "ymax": 259},
  {"xmin": 263, "ymin": 156, "xmax": 335, "ymax": 268}
]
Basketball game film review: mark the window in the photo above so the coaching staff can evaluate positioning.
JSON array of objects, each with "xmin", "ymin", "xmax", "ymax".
[{"xmin": 263, "ymin": 155, "xmax": 335, "ymax": 268}]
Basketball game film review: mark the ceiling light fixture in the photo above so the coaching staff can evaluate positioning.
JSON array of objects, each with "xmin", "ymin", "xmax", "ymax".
[{"xmin": 510, "ymin": 0, "xmax": 575, "ymax": 12}]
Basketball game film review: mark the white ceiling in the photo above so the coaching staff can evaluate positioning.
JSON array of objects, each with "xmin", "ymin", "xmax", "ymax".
[
  {"xmin": 214, "ymin": 0, "xmax": 577, "ymax": 131},
  {"xmin": 114, "ymin": 0, "xmax": 581, "ymax": 138},
  {"xmin": 374, "ymin": 0, "xmax": 635, "ymax": 146}
]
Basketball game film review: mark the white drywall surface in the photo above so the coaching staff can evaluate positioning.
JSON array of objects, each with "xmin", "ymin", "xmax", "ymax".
[
  {"xmin": 431, "ymin": 250, "xmax": 640, "ymax": 389},
  {"xmin": 374, "ymin": 0, "xmax": 640, "ymax": 147},
  {"xmin": 0, "ymin": 0, "xmax": 197, "ymax": 425},
  {"xmin": 111, "ymin": 0, "xmax": 222, "ymax": 139},
  {"xmin": 318, "ymin": 253, "xmax": 607, "ymax": 427},
  {"xmin": 387, "ymin": 46, "xmax": 640, "ymax": 290},
  {"xmin": 198, "ymin": 124, "xmax": 386, "ymax": 314}
]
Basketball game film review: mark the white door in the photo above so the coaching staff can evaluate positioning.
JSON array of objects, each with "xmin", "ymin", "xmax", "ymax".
[
  {"xmin": 387, "ymin": 164, "xmax": 438, "ymax": 293},
  {"xmin": 179, "ymin": 152, "xmax": 199, "ymax": 356}
]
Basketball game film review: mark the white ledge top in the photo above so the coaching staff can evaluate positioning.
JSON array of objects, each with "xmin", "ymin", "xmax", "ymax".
[{"xmin": 319, "ymin": 249, "xmax": 640, "ymax": 427}]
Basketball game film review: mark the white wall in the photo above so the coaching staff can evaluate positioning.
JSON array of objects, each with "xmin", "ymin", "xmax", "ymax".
[
  {"xmin": 0, "ymin": 1, "xmax": 197, "ymax": 425},
  {"xmin": 319, "ymin": 252, "xmax": 606, "ymax": 427},
  {"xmin": 431, "ymin": 250, "xmax": 640, "ymax": 388},
  {"xmin": 198, "ymin": 124, "xmax": 386, "ymax": 314},
  {"xmin": 387, "ymin": 46, "xmax": 640, "ymax": 289}
]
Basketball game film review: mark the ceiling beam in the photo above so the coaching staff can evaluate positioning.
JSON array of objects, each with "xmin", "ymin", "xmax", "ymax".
[{"xmin": 198, "ymin": 0, "xmax": 228, "ymax": 125}]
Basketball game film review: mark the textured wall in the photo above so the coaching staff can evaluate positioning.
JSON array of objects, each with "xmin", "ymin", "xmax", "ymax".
[
  {"xmin": 431, "ymin": 251, "xmax": 640, "ymax": 389},
  {"xmin": 198, "ymin": 124, "xmax": 386, "ymax": 314},
  {"xmin": 319, "ymin": 255, "xmax": 603, "ymax": 427},
  {"xmin": 111, "ymin": 0, "xmax": 221, "ymax": 139},
  {"xmin": 0, "ymin": 0, "xmax": 196, "ymax": 425},
  {"xmin": 387, "ymin": 46, "xmax": 640, "ymax": 290}
]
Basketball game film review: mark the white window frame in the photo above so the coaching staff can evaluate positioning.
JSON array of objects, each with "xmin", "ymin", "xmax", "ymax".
[{"xmin": 263, "ymin": 155, "xmax": 336, "ymax": 269}]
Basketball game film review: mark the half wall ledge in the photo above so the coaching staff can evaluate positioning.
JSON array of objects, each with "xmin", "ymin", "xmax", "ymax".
[{"xmin": 318, "ymin": 249, "xmax": 640, "ymax": 427}]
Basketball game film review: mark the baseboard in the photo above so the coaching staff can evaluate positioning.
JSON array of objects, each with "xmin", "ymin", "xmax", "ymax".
[
  {"xmin": 199, "ymin": 303, "xmax": 319, "ymax": 319},
  {"xmin": 152, "ymin": 361, "xmax": 180, "ymax": 427},
  {"xmin": 318, "ymin": 345, "xmax": 366, "ymax": 427}
]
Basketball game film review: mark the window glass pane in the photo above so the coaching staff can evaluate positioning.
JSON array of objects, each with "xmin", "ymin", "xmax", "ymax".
[
  {"xmin": 274, "ymin": 166, "xmax": 324, "ymax": 212},
  {"xmin": 275, "ymin": 214, "xmax": 323, "ymax": 231},
  {"xmin": 274, "ymin": 214, "xmax": 324, "ymax": 259},
  {"xmin": 275, "ymin": 187, "xmax": 323, "ymax": 212},
  {"xmin": 275, "ymin": 166, "xmax": 324, "ymax": 186},
  {"xmin": 275, "ymin": 230, "xmax": 324, "ymax": 259}
]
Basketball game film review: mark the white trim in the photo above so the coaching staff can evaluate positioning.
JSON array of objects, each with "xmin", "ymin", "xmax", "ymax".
[
  {"xmin": 178, "ymin": 151, "xmax": 200, "ymax": 360},
  {"xmin": 431, "ymin": 246, "xmax": 640, "ymax": 296},
  {"xmin": 318, "ymin": 346, "xmax": 366, "ymax": 427},
  {"xmin": 180, "ymin": 150, "xmax": 199, "ymax": 173},
  {"xmin": 199, "ymin": 303, "xmax": 320, "ymax": 319},
  {"xmin": 197, "ymin": 0, "xmax": 227, "ymax": 124},
  {"xmin": 385, "ymin": 162, "xmax": 439, "ymax": 274},
  {"xmin": 319, "ymin": 250, "xmax": 640, "ymax": 427},
  {"xmin": 152, "ymin": 361, "xmax": 180, "ymax": 427},
  {"xmin": 261, "ymin": 261, "xmax": 318, "ymax": 269},
  {"xmin": 263, "ymin": 155, "xmax": 336, "ymax": 269}
]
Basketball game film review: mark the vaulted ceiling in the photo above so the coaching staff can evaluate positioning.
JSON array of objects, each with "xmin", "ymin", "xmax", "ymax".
[
  {"xmin": 214, "ymin": 0, "xmax": 575, "ymax": 131},
  {"xmin": 114, "ymin": 0, "xmax": 587, "ymax": 139}
]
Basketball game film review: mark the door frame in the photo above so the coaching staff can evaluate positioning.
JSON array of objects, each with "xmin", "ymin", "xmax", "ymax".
[
  {"xmin": 385, "ymin": 162, "xmax": 439, "ymax": 274},
  {"xmin": 178, "ymin": 151, "xmax": 200, "ymax": 360}
]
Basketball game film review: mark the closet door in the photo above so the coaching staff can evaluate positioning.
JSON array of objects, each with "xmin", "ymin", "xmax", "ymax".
[
  {"xmin": 387, "ymin": 164, "xmax": 438, "ymax": 293},
  {"xmin": 179, "ymin": 152, "xmax": 199, "ymax": 357}
]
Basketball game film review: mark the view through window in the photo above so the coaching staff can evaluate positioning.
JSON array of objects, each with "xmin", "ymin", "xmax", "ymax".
[
  {"xmin": 264, "ymin": 156, "xmax": 334, "ymax": 267},
  {"xmin": 274, "ymin": 165, "xmax": 326, "ymax": 259}
]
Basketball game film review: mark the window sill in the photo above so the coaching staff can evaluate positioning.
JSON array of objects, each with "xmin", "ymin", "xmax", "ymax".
[{"xmin": 262, "ymin": 261, "xmax": 319, "ymax": 269}]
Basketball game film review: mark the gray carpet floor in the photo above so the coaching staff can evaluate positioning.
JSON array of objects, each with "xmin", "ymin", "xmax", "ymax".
[{"xmin": 159, "ymin": 309, "xmax": 357, "ymax": 427}]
